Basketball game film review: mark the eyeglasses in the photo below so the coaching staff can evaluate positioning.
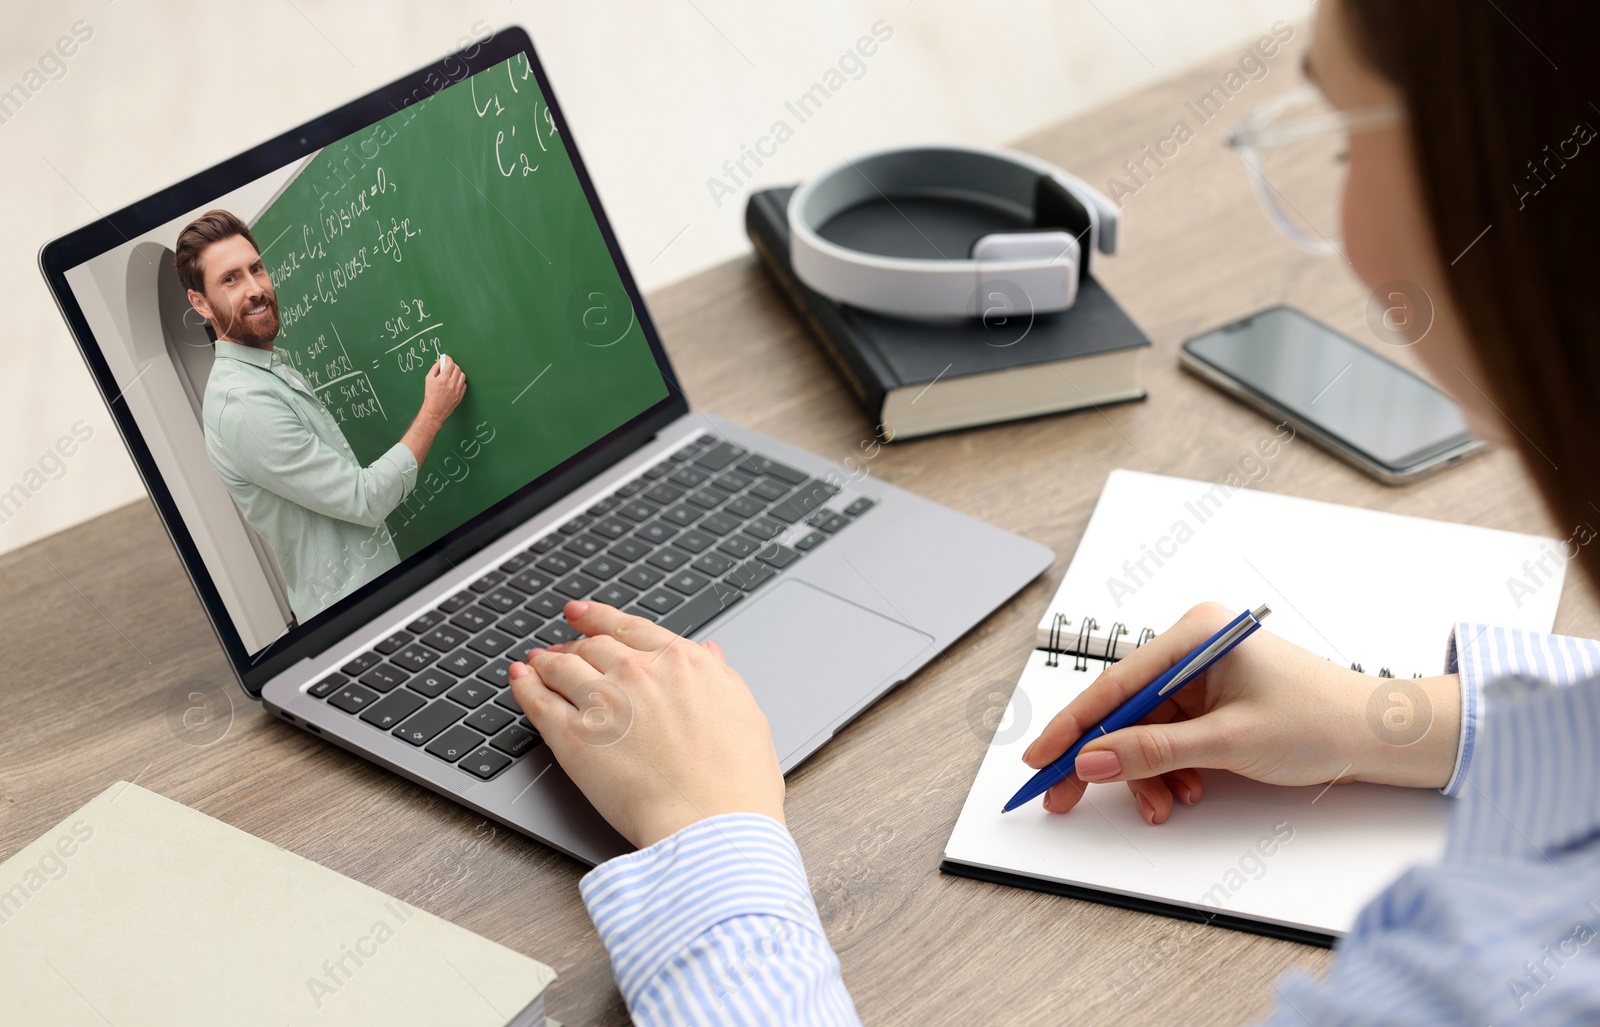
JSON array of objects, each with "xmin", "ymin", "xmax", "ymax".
[{"xmin": 1226, "ymin": 86, "xmax": 1403, "ymax": 256}]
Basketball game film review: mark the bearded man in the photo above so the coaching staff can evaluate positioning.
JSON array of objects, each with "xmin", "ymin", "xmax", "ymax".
[{"xmin": 178, "ymin": 209, "xmax": 466, "ymax": 621}]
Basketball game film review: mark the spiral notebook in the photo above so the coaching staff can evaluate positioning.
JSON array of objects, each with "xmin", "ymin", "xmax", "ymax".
[{"xmin": 942, "ymin": 469, "xmax": 1566, "ymax": 944}]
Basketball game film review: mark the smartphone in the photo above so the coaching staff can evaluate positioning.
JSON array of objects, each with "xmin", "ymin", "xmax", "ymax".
[{"xmin": 1179, "ymin": 305, "xmax": 1486, "ymax": 484}]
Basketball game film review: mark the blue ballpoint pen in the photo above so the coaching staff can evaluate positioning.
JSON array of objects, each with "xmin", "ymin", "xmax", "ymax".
[{"xmin": 1002, "ymin": 603, "xmax": 1272, "ymax": 813}]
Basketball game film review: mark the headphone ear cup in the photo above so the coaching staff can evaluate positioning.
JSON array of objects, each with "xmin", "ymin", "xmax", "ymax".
[
  {"xmin": 971, "ymin": 231, "xmax": 1080, "ymax": 315},
  {"xmin": 970, "ymin": 230, "xmax": 1080, "ymax": 267}
]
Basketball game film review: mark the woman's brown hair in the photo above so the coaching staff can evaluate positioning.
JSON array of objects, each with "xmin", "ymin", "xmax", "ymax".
[{"xmin": 1342, "ymin": 1, "xmax": 1600, "ymax": 578}]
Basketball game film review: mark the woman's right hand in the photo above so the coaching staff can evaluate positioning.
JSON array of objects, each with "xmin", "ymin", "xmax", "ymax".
[{"xmin": 1021, "ymin": 602, "xmax": 1463, "ymax": 824}]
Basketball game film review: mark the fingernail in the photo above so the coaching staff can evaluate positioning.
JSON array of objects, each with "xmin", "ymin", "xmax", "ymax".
[
  {"xmin": 1176, "ymin": 783, "xmax": 1196, "ymax": 806},
  {"xmin": 508, "ymin": 662, "xmax": 528, "ymax": 680},
  {"xmin": 1075, "ymin": 750, "xmax": 1121, "ymax": 782},
  {"xmin": 1021, "ymin": 740, "xmax": 1037, "ymax": 764},
  {"xmin": 566, "ymin": 600, "xmax": 589, "ymax": 618},
  {"xmin": 526, "ymin": 647, "xmax": 546, "ymax": 658},
  {"xmin": 1137, "ymin": 793, "xmax": 1155, "ymax": 824},
  {"xmin": 1041, "ymin": 790, "xmax": 1055, "ymax": 812}
]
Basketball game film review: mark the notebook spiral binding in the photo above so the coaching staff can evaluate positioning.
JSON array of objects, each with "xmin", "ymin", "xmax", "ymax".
[
  {"xmin": 1042, "ymin": 612, "xmax": 1423, "ymax": 676},
  {"xmin": 1043, "ymin": 613, "xmax": 1156, "ymax": 670}
]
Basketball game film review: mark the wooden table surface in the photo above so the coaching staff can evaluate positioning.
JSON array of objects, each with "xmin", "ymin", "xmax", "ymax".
[{"xmin": 6, "ymin": 37, "xmax": 1597, "ymax": 1027}]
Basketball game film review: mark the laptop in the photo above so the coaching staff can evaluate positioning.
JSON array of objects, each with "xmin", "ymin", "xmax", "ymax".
[{"xmin": 38, "ymin": 25, "xmax": 1052, "ymax": 865}]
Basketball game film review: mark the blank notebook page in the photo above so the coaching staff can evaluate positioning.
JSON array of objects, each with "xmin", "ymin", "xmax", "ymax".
[{"xmin": 947, "ymin": 469, "xmax": 1564, "ymax": 937}]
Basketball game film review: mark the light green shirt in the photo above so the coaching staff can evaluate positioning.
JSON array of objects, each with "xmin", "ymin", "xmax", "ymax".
[{"xmin": 201, "ymin": 339, "xmax": 417, "ymax": 623}]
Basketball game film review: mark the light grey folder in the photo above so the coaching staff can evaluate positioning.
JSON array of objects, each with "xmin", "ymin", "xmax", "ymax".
[{"xmin": 0, "ymin": 783, "xmax": 556, "ymax": 1026}]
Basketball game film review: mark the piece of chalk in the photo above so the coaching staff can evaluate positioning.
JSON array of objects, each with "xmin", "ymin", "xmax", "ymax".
[{"xmin": 438, "ymin": 354, "xmax": 450, "ymax": 369}]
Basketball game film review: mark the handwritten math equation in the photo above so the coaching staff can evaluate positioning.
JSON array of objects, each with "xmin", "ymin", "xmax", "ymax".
[
  {"xmin": 269, "ymin": 163, "xmax": 420, "ymax": 332},
  {"xmin": 471, "ymin": 52, "xmax": 559, "ymax": 179},
  {"xmin": 282, "ymin": 324, "xmax": 387, "ymax": 426},
  {"xmin": 380, "ymin": 296, "xmax": 447, "ymax": 375},
  {"xmin": 265, "ymin": 53, "xmax": 563, "ymax": 425}
]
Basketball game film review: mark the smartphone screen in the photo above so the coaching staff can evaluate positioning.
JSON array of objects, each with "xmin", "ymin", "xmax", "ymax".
[{"xmin": 1183, "ymin": 306, "xmax": 1475, "ymax": 473}]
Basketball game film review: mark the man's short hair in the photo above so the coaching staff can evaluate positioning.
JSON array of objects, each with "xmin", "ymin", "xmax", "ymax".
[{"xmin": 174, "ymin": 210, "xmax": 259, "ymax": 294}]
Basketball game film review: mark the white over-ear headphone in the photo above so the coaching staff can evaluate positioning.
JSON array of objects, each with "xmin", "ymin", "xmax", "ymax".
[{"xmin": 787, "ymin": 143, "xmax": 1120, "ymax": 319}]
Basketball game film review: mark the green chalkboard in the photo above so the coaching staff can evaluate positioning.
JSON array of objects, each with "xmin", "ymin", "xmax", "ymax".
[{"xmin": 251, "ymin": 54, "xmax": 667, "ymax": 558}]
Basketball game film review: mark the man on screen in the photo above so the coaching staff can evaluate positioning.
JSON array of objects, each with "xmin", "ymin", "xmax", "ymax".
[{"xmin": 178, "ymin": 209, "xmax": 467, "ymax": 623}]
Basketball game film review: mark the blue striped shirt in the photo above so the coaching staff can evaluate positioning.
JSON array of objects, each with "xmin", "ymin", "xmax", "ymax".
[
  {"xmin": 1269, "ymin": 622, "xmax": 1600, "ymax": 1024},
  {"xmin": 580, "ymin": 814, "xmax": 861, "ymax": 1024},
  {"xmin": 580, "ymin": 623, "xmax": 1600, "ymax": 1025}
]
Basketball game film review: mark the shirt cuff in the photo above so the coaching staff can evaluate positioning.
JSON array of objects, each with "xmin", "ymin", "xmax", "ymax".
[
  {"xmin": 1440, "ymin": 620, "xmax": 1600, "ymax": 795},
  {"xmin": 1439, "ymin": 623, "xmax": 1484, "ymax": 797},
  {"xmin": 579, "ymin": 813, "xmax": 827, "ymax": 1008}
]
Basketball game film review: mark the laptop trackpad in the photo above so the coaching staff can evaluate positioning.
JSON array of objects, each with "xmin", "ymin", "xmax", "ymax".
[{"xmin": 705, "ymin": 580, "xmax": 933, "ymax": 762}]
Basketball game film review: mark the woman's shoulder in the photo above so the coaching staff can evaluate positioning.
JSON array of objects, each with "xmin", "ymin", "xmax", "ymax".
[{"xmin": 1272, "ymin": 847, "xmax": 1600, "ymax": 1026}]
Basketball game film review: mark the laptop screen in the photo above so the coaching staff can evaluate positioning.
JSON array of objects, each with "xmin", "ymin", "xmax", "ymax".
[{"xmin": 40, "ymin": 29, "xmax": 681, "ymax": 686}]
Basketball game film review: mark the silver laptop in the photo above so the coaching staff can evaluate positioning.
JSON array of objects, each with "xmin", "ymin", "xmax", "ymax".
[{"xmin": 39, "ymin": 26, "xmax": 1051, "ymax": 865}]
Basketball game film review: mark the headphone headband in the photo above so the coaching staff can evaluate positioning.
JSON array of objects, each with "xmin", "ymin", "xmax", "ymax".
[{"xmin": 788, "ymin": 144, "xmax": 1120, "ymax": 319}]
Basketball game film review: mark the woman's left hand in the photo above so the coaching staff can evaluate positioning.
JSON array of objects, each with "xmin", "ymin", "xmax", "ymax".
[{"xmin": 508, "ymin": 600, "xmax": 786, "ymax": 849}]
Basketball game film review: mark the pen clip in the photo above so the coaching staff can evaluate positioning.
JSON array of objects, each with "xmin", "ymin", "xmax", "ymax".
[{"xmin": 1156, "ymin": 604, "xmax": 1271, "ymax": 696}]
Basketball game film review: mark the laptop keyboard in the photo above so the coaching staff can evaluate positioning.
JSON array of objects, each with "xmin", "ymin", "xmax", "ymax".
[{"xmin": 304, "ymin": 434, "xmax": 875, "ymax": 781}]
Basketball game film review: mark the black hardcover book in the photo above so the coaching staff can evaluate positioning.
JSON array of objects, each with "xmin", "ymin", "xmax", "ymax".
[{"xmin": 745, "ymin": 185, "xmax": 1150, "ymax": 441}]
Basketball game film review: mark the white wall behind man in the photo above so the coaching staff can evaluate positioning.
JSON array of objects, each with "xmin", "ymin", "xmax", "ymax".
[{"xmin": 0, "ymin": 0, "xmax": 1309, "ymax": 556}]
